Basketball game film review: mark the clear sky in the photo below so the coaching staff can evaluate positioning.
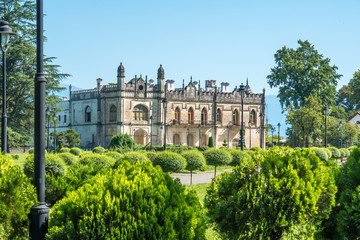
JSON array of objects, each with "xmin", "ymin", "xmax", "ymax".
[{"xmin": 44, "ymin": 0, "xmax": 360, "ymax": 96}]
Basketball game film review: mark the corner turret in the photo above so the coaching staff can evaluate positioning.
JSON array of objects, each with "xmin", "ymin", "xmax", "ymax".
[{"xmin": 117, "ymin": 62, "xmax": 125, "ymax": 89}]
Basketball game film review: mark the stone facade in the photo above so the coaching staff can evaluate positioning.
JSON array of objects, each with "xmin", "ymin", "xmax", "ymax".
[{"xmin": 57, "ymin": 63, "xmax": 266, "ymax": 149}]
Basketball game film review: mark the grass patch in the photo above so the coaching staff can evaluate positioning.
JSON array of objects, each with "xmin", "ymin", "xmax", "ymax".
[{"xmin": 187, "ymin": 183, "xmax": 223, "ymax": 240}]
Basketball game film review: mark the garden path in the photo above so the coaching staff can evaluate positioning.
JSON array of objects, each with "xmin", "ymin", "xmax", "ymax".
[{"xmin": 171, "ymin": 169, "xmax": 232, "ymax": 185}]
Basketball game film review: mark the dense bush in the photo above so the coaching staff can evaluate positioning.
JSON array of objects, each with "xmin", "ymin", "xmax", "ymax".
[
  {"xmin": 311, "ymin": 147, "xmax": 329, "ymax": 162},
  {"xmin": 328, "ymin": 147, "xmax": 341, "ymax": 159},
  {"xmin": 113, "ymin": 152, "xmax": 149, "ymax": 169},
  {"xmin": 198, "ymin": 146, "xmax": 210, "ymax": 152},
  {"xmin": 146, "ymin": 151, "xmax": 157, "ymax": 161},
  {"xmin": 182, "ymin": 150, "xmax": 206, "ymax": 172},
  {"xmin": 205, "ymin": 147, "xmax": 337, "ymax": 239},
  {"xmin": 92, "ymin": 146, "xmax": 106, "ymax": 154},
  {"xmin": 105, "ymin": 151, "xmax": 122, "ymax": 160},
  {"xmin": 167, "ymin": 145, "xmax": 196, "ymax": 153},
  {"xmin": 153, "ymin": 151, "xmax": 186, "ymax": 172},
  {"xmin": 250, "ymin": 146, "xmax": 261, "ymax": 151},
  {"xmin": 56, "ymin": 129, "xmax": 81, "ymax": 148},
  {"xmin": 70, "ymin": 147, "xmax": 83, "ymax": 156},
  {"xmin": 229, "ymin": 149, "xmax": 251, "ymax": 166},
  {"xmin": 58, "ymin": 152, "xmax": 77, "ymax": 165},
  {"xmin": 323, "ymin": 148, "xmax": 332, "ymax": 159},
  {"xmin": 24, "ymin": 154, "xmax": 67, "ymax": 178},
  {"xmin": 108, "ymin": 133, "xmax": 135, "ymax": 150},
  {"xmin": 340, "ymin": 148, "xmax": 350, "ymax": 158},
  {"xmin": 29, "ymin": 147, "xmax": 34, "ymax": 154},
  {"xmin": 59, "ymin": 147, "xmax": 70, "ymax": 153},
  {"xmin": 79, "ymin": 153, "xmax": 115, "ymax": 167},
  {"xmin": 0, "ymin": 156, "xmax": 37, "ymax": 239},
  {"xmin": 47, "ymin": 161, "xmax": 205, "ymax": 239},
  {"xmin": 208, "ymin": 136, "xmax": 214, "ymax": 147}
]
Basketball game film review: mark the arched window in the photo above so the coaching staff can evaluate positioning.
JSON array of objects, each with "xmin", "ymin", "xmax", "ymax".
[
  {"xmin": 110, "ymin": 105, "xmax": 117, "ymax": 122},
  {"xmin": 85, "ymin": 106, "xmax": 92, "ymax": 122},
  {"xmin": 173, "ymin": 134, "xmax": 180, "ymax": 145},
  {"xmin": 250, "ymin": 109, "xmax": 256, "ymax": 125},
  {"xmin": 133, "ymin": 105, "xmax": 148, "ymax": 121},
  {"xmin": 216, "ymin": 108, "xmax": 222, "ymax": 123},
  {"xmin": 201, "ymin": 108, "xmax": 207, "ymax": 125},
  {"xmin": 188, "ymin": 107, "xmax": 194, "ymax": 124},
  {"xmin": 233, "ymin": 109, "xmax": 239, "ymax": 126},
  {"xmin": 174, "ymin": 107, "xmax": 181, "ymax": 124}
]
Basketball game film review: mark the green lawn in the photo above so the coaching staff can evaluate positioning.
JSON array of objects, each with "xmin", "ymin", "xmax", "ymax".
[
  {"xmin": 187, "ymin": 183, "xmax": 223, "ymax": 240},
  {"xmin": 8, "ymin": 153, "xmax": 29, "ymax": 169}
]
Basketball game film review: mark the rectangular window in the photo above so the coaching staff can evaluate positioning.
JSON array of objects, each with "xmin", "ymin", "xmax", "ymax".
[
  {"xmin": 58, "ymin": 115, "xmax": 61, "ymax": 121},
  {"xmin": 64, "ymin": 115, "xmax": 67, "ymax": 123}
]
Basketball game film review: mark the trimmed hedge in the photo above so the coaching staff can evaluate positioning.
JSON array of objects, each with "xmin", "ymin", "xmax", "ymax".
[
  {"xmin": 58, "ymin": 152, "xmax": 77, "ymax": 165},
  {"xmin": 113, "ymin": 152, "xmax": 149, "ymax": 169},
  {"xmin": 108, "ymin": 133, "xmax": 135, "ymax": 150},
  {"xmin": 24, "ymin": 154, "xmax": 67, "ymax": 178},
  {"xmin": 328, "ymin": 147, "xmax": 341, "ymax": 159},
  {"xmin": 70, "ymin": 147, "xmax": 83, "ymax": 156},
  {"xmin": 310, "ymin": 148, "xmax": 328, "ymax": 162},
  {"xmin": 79, "ymin": 153, "xmax": 115, "ymax": 167},
  {"xmin": 47, "ymin": 161, "xmax": 205, "ymax": 239},
  {"xmin": 0, "ymin": 156, "xmax": 37, "ymax": 239},
  {"xmin": 204, "ymin": 148, "xmax": 231, "ymax": 167},
  {"xmin": 182, "ymin": 150, "xmax": 206, "ymax": 172},
  {"xmin": 105, "ymin": 151, "xmax": 123, "ymax": 160},
  {"xmin": 153, "ymin": 151, "xmax": 186, "ymax": 172},
  {"xmin": 92, "ymin": 146, "xmax": 106, "ymax": 154},
  {"xmin": 229, "ymin": 149, "xmax": 251, "ymax": 166},
  {"xmin": 146, "ymin": 151, "xmax": 157, "ymax": 161},
  {"xmin": 59, "ymin": 147, "xmax": 70, "ymax": 153}
]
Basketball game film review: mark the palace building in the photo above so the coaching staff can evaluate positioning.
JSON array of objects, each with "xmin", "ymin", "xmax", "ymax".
[{"xmin": 56, "ymin": 63, "xmax": 266, "ymax": 149}]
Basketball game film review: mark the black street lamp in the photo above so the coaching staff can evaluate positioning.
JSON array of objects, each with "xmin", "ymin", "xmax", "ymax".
[
  {"xmin": 248, "ymin": 119, "xmax": 252, "ymax": 148},
  {"xmin": 198, "ymin": 124, "xmax": 201, "ymax": 148},
  {"xmin": 270, "ymin": 125, "xmax": 275, "ymax": 147},
  {"xmin": 149, "ymin": 115, "xmax": 153, "ymax": 150},
  {"xmin": 259, "ymin": 112, "xmax": 264, "ymax": 149},
  {"xmin": 53, "ymin": 112, "xmax": 57, "ymax": 154},
  {"xmin": 0, "ymin": 20, "xmax": 15, "ymax": 154},
  {"xmin": 239, "ymin": 83, "xmax": 247, "ymax": 150},
  {"xmin": 30, "ymin": 0, "xmax": 49, "ymax": 238},
  {"xmin": 187, "ymin": 127, "xmax": 190, "ymax": 146},
  {"xmin": 323, "ymin": 106, "xmax": 329, "ymax": 148},
  {"xmin": 339, "ymin": 121, "xmax": 343, "ymax": 148},
  {"xmin": 227, "ymin": 125, "xmax": 230, "ymax": 148},
  {"xmin": 277, "ymin": 123, "xmax": 281, "ymax": 147},
  {"xmin": 162, "ymin": 98, "xmax": 168, "ymax": 150},
  {"xmin": 46, "ymin": 107, "xmax": 51, "ymax": 152}
]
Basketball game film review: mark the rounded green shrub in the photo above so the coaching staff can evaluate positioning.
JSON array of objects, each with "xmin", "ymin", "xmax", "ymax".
[
  {"xmin": 203, "ymin": 148, "xmax": 231, "ymax": 167},
  {"xmin": 70, "ymin": 147, "xmax": 83, "ymax": 156},
  {"xmin": 182, "ymin": 150, "xmax": 206, "ymax": 172},
  {"xmin": 59, "ymin": 147, "xmax": 70, "ymax": 153},
  {"xmin": 310, "ymin": 148, "xmax": 328, "ymax": 162},
  {"xmin": 250, "ymin": 146, "xmax": 261, "ymax": 151},
  {"xmin": 113, "ymin": 152, "xmax": 149, "ymax": 169},
  {"xmin": 47, "ymin": 161, "xmax": 205, "ymax": 239},
  {"xmin": 323, "ymin": 148, "xmax": 332, "ymax": 159},
  {"xmin": 0, "ymin": 156, "xmax": 38, "ymax": 239},
  {"xmin": 58, "ymin": 152, "xmax": 77, "ymax": 165},
  {"xmin": 340, "ymin": 148, "xmax": 350, "ymax": 158},
  {"xmin": 153, "ymin": 151, "xmax": 186, "ymax": 172},
  {"xmin": 28, "ymin": 147, "xmax": 34, "ymax": 154},
  {"xmin": 146, "ymin": 151, "xmax": 157, "ymax": 161},
  {"xmin": 229, "ymin": 149, "xmax": 251, "ymax": 166},
  {"xmin": 11, "ymin": 154, "xmax": 19, "ymax": 160},
  {"xmin": 108, "ymin": 133, "xmax": 135, "ymax": 150},
  {"xmin": 105, "ymin": 151, "xmax": 122, "ymax": 160},
  {"xmin": 198, "ymin": 146, "xmax": 210, "ymax": 152},
  {"xmin": 79, "ymin": 153, "xmax": 115, "ymax": 167},
  {"xmin": 92, "ymin": 146, "xmax": 106, "ymax": 154},
  {"xmin": 328, "ymin": 147, "xmax": 341, "ymax": 159},
  {"xmin": 205, "ymin": 147, "xmax": 337, "ymax": 239},
  {"xmin": 24, "ymin": 154, "xmax": 67, "ymax": 178}
]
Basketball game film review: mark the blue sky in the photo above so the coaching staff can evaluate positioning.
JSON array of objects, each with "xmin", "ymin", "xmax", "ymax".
[{"xmin": 44, "ymin": 0, "xmax": 360, "ymax": 97}]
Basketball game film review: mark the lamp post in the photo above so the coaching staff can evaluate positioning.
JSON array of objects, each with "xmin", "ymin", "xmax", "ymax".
[
  {"xmin": 339, "ymin": 121, "xmax": 343, "ymax": 148},
  {"xmin": 271, "ymin": 125, "xmax": 275, "ymax": 147},
  {"xmin": 30, "ymin": 0, "xmax": 49, "ymax": 238},
  {"xmin": 323, "ymin": 106, "xmax": 329, "ymax": 148},
  {"xmin": 0, "ymin": 20, "xmax": 15, "ymax": 154},
  {"xmin": 198, "ymin": 124, "xmax": 201, "ymax": 148},
  {"xmin": 149, "ymin": 116, "xmax": 153, "ymax": 150},
  {"xmin": 227, "ymin": 125, "xmax": 230, "ymax": 148},
  {"xmin": 53, "ymin": 112, "xmax": 57, "ymax": 154},
  {"xmin": 162, "ymin": 97, "xmax": 168, "ymax": 150},
  {"xmin": 239, "ymin": 83, "xmax": 246, "ymax": 150},
  {"xmin": 277, "ymin": 123, "xmax": 281, "ymax": 147},
  {"xmin": 248, "ymin": 119, "xmax": 252, "ymax": 148},
  {"xmin": 46, "ymin": 107, "xmax": 50, "ymax": 152},
  {"xmin": 129, "ymin": 123, "xmax": 132, "ymax": 136},
  {"xmin": 259, "ymin": 112, "xmax": 264, "ymax": 149},
  {"xmin": 187, "ymin": 127, "xmax": 190, "ymax": 146}
]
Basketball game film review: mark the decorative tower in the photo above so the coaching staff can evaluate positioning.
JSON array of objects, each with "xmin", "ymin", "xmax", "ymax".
[
  {"xmin": 157, "ymin": 64, "xmax": 165, "ymax": 93},
  {"xmin": 117, "ymin": 62, "xmax": 125, "ymax": 89}
]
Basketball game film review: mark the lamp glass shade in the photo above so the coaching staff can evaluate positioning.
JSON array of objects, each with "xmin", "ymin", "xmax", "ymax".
[
  {"xmin": 1, "ymin": 34, "xmax": 10, "ymax": 47},
  {"xmin": 323, "ymin": 106, "xmax": 329, "ymax": 115}
]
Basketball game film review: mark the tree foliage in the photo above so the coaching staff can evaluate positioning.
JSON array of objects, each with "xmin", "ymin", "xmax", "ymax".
[
  {"xmin": 108, "ymin": 134, "xmax": 136, "ymax": 150},
  {"xmin": 348, "ymin": 69, "xmax": 360, "ymax": 110},
  {"xmin": 56, "ymin": 129, "xmax": 81, "ymax": 148},
  {"xmin": 0, "ymin": 1, "xmax": 68, "ymax": 145},
  {"xmin": 267, "ymin": 40, "xmax": 341, "ymax": 110},
  {"xmin": 205, "ymin": 148, "xmax": 337, "ymax": 240}
]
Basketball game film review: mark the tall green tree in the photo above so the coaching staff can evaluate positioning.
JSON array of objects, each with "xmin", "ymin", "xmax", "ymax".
[
  {"xmin": 0, "ymin": 0, "xmax": 68, "ymax": 146},
  {"xmin": 336, "ymin": 85, "xmax": 356, "ymax": 111},
  {"xmin": 267, "ymin": 40, "xmax": 341, "ymax": 110},
  {"xmin": 286, "ymin": 96, "xmax": 323, "ymax": 147},
  {"xmin": 348, "ymin": 69, "xmax": 360, "ymax": 110}
]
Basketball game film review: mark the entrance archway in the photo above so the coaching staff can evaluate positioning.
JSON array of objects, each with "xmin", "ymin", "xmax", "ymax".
[
  {"xmin": 134, "ymin": 129, "xmax": 148, "ymax": 145},
  {"xmin": 173, "ymin": 133, "xmax": 180, "ymax": 145},
  {"xmin": 188, "ymin": 134, "xmax": 194, "ymax": 146},
  {"xmin": 200, "ymin": 134, "xmax": 207, "ymax": 146}
]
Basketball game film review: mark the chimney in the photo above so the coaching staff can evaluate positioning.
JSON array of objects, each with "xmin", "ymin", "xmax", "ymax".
[
  {"xmin": 205, "ymin": 80, "xmax": 216, "ymax": 92},
  {"xmin": 166, "ymin": 79, "xmax": 175, "ymax": 91},
  {"xmin": 97, "ymin": 78, "xmax": 103, "ymax": 91},
  {"xmin": 220, "ymin": 82, "xmax": 230, "ymax": 92}
]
